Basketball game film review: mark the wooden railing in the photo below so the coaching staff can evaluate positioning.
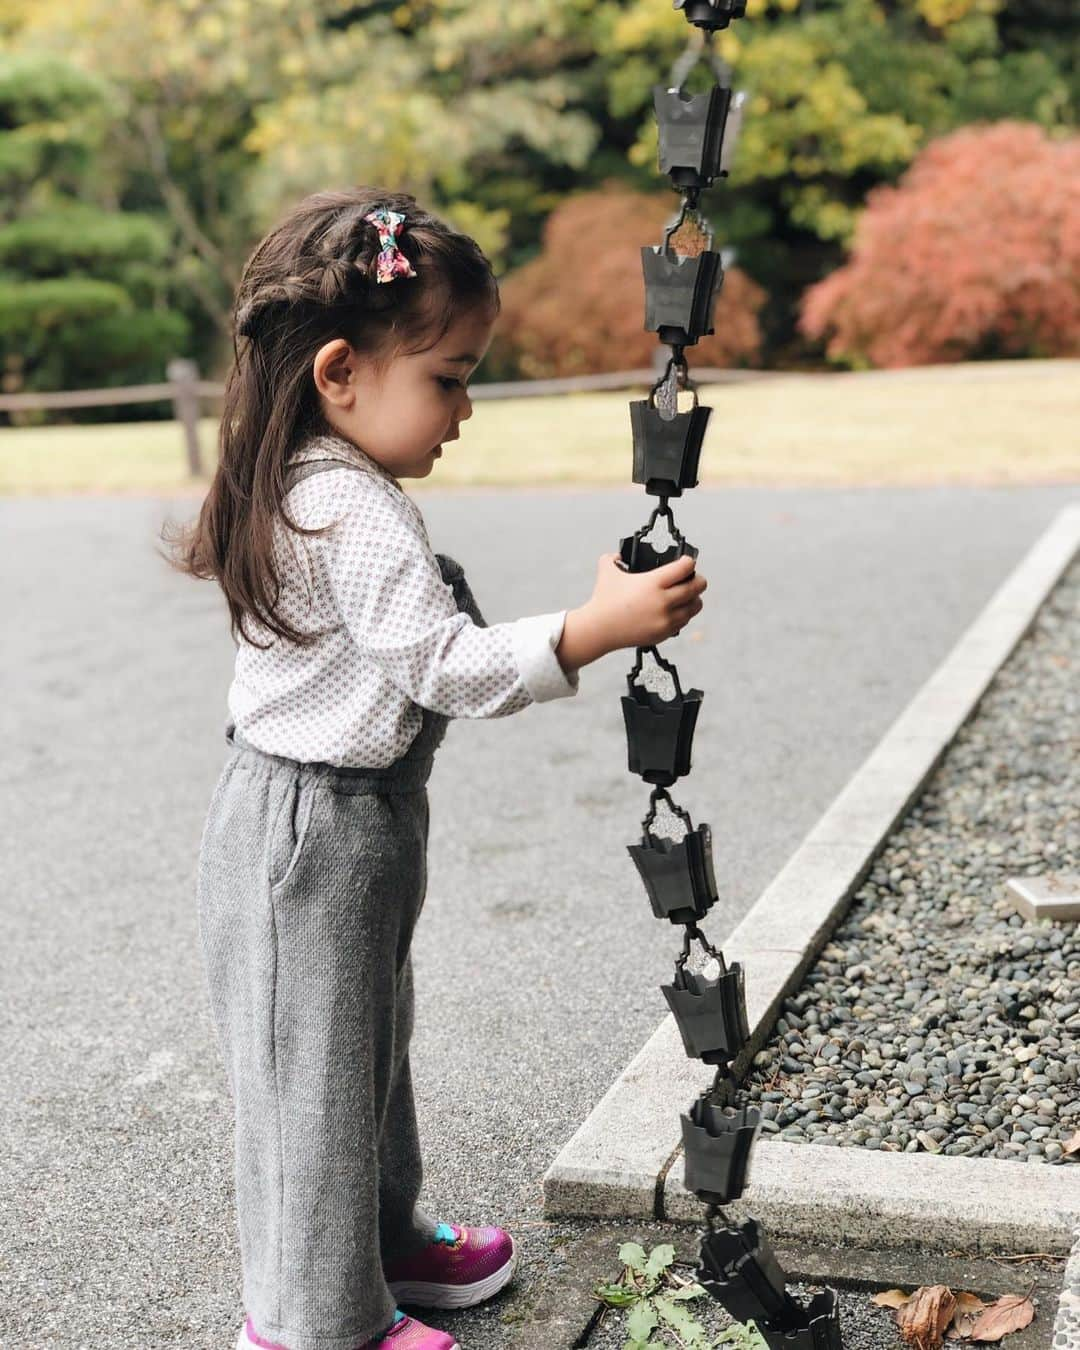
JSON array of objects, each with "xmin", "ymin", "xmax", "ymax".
[{"xmin": 0, "ymin": 354, "xmax": 766, "ymax": 476}]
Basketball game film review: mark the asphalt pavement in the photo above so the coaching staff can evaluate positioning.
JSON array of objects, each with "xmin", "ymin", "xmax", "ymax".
[{"xmin": 2, "ymin": 481, "xmax": 1076, "ymax": 1349}]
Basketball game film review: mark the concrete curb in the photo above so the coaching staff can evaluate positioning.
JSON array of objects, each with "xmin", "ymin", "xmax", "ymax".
[
  {"xmin": 663, "ymin": 1146, "xmax": 1080, "ymax": 1256},
  {"xmin": 544, "ymin": 502, "xmax": 1080, "ymax": 1250}
]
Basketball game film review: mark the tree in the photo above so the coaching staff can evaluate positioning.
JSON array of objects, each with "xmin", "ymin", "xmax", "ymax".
[
  {"xmin": 3, "ymin": 0, "xmax": 610, "ymax": 362},
  {"xmin": 493, "ymin": 181, "xmax": 765, "ymax": 377},
  {"xmin": 607, "ymin": 0, "xmax": 1075, "ymax": 355},
  {"xmin": 2, "ymin": 0, "xmax": 1077, "ymax": 378},
  {"xmin": 799, "ymin": 122, "xmax": 1080, "ymax": 367},
  {"xmin": 0, "ymin": 54, "xmax": 189, "ymax": 412}
]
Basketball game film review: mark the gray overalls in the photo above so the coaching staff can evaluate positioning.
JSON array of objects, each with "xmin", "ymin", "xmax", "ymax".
[{"xmin": 196, "ymin": 458, "xmax": 485, "ymax": 1350}]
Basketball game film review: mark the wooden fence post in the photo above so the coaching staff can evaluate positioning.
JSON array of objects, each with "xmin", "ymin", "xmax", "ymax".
[{"xmin": 166, "ymin": 358, "xmax": 203, "ymax": 477}]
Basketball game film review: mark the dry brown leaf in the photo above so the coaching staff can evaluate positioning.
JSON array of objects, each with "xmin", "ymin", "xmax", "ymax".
[
  {"xmin": 872, "ymin": 1289, "xmax": 912, "ymax": 1309},
  {"xmin": 898, "ymin": 1285, "xmax": 958, "ymax": 1350},
  {"xmin": 950, "ymin": 1291, "xmax": 990, "ymax": 1338},
  {"xmin": 968, "ymin": 1294, "xmax": 1035, "ymax": 1342},
  {"xmin": 1062, "ymin": 1130, "xmax": 1080, "ymax": 1158}
]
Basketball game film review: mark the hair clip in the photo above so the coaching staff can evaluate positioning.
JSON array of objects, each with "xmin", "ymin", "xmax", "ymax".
[{"xmin": 363, "ymin": 207, "xmax": 418, "ymax": 284}]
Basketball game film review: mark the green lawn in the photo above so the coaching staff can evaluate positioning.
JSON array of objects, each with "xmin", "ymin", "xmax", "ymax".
[{"xmin": 2, "ymin": 360, "xmax": 1078, "ymax": 495}]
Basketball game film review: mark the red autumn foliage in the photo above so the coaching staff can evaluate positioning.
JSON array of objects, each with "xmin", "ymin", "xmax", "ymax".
[
  {"xmin": 799, "ymin": 122, "xmax": 1080, "ymax": 368},
  {"xmin": 492, "ymin": 181, "xmax": 765, "ymax": 378}
]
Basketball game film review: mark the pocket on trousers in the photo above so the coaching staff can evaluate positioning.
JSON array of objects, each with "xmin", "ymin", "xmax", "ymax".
[{"xmin": 268, "ymin": 777, "xmax": 316, "ymax": 892}]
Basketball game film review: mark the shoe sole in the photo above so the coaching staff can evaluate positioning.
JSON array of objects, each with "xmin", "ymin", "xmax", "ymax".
[
  {"xmin": 236, "ymin": 1326, "xmax": 461, "ymax": 1350},
  {"xmin": 387, "ymin": 1237, "xmax": 519, "ymax": 1310}
]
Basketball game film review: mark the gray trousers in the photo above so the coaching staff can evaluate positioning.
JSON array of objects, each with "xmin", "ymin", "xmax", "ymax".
[{"xmin": 198, "ymin": 550, "xmax": 480, "ymax": 1350}]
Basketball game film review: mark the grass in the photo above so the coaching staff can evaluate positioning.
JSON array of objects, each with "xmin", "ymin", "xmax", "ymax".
[{"xmin": 2, "ymin": 359, "xmax": 1078, "ymax": 495}]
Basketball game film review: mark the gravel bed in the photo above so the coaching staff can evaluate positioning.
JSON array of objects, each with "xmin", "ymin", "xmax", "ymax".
[
  {"xmin": 742, "ymin": 557, "xmax": 1080, "ymax": 1163},
  {"xmin": 586, "ymin": 1269, "xmax": 901, "ymax": 1350}
]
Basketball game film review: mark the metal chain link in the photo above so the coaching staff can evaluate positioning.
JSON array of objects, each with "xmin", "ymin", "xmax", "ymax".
[
  {"xmin": 635, "ymin": 4, "xmax": 752, "ymax": 1216},
  {"xmin": 623, "ymin": 9, "xmax": 843, "ymax": 1346}
]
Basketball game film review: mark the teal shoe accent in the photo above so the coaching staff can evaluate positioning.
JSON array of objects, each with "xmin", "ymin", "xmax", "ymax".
[
  {"xmin": 373, "ymin": 1309, "xmax": 406, "ymax": 1343},
  {"xmin": 433, "ymin": 1222, "xmax": 457, "ymax": 1244}
]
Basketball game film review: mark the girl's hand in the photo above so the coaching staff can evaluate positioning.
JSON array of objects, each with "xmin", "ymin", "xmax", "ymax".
[{"xmin": 557, "ymin": 553, "xmax": 707, "ymax": 672}]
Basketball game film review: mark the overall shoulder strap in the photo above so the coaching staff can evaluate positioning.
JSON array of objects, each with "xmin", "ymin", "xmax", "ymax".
[
  {"xmin": 285, "ymin": 457, "xmax": 361, "ymax": 489},
  {"xmin": 285, "ymin": 455, "xmax": 483, "ymax": 623}
]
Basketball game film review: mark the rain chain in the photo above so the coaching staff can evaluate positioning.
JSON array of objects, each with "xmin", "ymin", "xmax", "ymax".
[{"xmin": 622, "ymin": 4, "xmax": 842, "ymax": 1346}]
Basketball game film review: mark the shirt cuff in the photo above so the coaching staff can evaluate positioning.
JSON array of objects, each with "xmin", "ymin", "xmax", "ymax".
[{"xmin": 509, "ymin": 610, "xmax": 581, "ymax": 703}]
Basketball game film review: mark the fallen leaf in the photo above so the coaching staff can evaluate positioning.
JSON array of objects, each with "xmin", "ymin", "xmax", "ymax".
[
  {"xmin": 872, "ymin": 1290, "xmax": 913, "ymax": 1309},
  {"xmin": 968, "ymin": 1294, "xmax": 1035, "ymax": 1342},
  {"xmin": 950, "ymin": 1291, "xmax": 990, "ymax": 1338},
  {"xmin": 897, "ymin": 1285, "xmax": 957, "ymax": 1350},
  {"xmin": 1062, "ymin": 1130, "xmax": 1080, "ymax": 1158}
]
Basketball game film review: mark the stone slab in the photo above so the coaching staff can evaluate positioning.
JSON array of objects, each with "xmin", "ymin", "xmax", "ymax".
[
  {"xmin": 663, "ymin": 1145, "xmax": 1080, "ymax": 1257},
  {"xmin": 1006, "ymin": 875, "xmax": 1080, "ymax": 922}
]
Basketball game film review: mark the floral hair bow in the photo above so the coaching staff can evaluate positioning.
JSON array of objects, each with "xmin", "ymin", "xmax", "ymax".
[{"xmin": 363, "ymin": 207, "xmax": 418, "ymax": 284}]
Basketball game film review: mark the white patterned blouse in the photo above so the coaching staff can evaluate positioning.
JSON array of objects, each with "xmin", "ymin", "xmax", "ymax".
[{"xmin": 225, "ymin": 429, "xmax": 579, "ymax": 768}]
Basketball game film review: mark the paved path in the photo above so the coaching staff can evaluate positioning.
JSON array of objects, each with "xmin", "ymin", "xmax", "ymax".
[{"xmin": 2, "ymin": 483, "xmax": 1075, "ymax": 1348}]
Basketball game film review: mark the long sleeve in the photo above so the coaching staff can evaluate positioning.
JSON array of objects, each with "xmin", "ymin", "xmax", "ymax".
[{"xmin": 317, "ymin": 475, "xmax": 579, "ymax": 717}]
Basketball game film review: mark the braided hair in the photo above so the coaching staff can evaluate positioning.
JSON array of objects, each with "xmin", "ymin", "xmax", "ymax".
[{"xmin": 164, "ymin": 187, "xmax": 499, "ymax": 648}]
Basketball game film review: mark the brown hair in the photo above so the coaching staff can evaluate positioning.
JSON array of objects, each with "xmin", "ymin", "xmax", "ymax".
[{"xmin": 163, "ymin": 187, "xmax": 499, "ymax": 648}]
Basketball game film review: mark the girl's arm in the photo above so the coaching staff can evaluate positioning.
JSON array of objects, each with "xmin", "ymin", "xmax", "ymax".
[
  {"xmin": 318, "ymin": 477, "xmax": 707, "ymax": 715},
  {"xmin": 554, "ymin": 606, "xmax": 608, "ymax": 676},
  {"xmin": 318, "ymin": 477, "xmax": 578, "ymax": 717},
  {"xmin": 558, "ymin": 552, "xmax": 707, "ymax": 674}
]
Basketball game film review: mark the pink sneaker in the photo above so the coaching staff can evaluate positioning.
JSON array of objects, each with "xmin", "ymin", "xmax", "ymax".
[
  {"xmin": 384, "ymin": 1221, "xmax": 519, "ymax": 1310},
  {"xmin": 236, "ymin": 1309, "xmax": 459, "ymax": 1350}
]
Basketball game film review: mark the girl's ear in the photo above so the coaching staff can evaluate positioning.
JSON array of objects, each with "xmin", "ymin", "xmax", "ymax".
[{"xmin": 312, "ymin": 339, "xmax": 356, "ymax": 408}]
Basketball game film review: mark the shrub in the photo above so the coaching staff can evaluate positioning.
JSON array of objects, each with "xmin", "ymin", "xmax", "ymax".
[
  {"xmin": 0, "ymin": 203, "xmax": 169, "ymax": 283},
  {"xmin": 491, "ymin": 181, "xmax": 765, "ymax": 379},
  {"xmin": 799, "ymin": 122, "xmax": 1080, "ymax": 367},
  {"xmin": 0, "ymin": 277, "xmax": 189, "ymax": 410}
]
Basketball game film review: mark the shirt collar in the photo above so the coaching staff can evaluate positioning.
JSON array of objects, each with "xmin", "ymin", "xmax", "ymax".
[{"xmin": 290, "ymin": 428, "xmax": 402, "ymax": 490}]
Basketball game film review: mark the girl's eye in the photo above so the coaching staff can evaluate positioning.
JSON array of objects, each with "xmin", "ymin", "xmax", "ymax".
[{"xmin": 438, "ymin": 376, "xmax": 464, "ymax": 391}]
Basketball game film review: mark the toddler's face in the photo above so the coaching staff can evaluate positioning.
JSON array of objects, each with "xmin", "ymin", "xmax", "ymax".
[{"xmin": 313, "ymin": 305, "xmax": 495, "ymax": 481}]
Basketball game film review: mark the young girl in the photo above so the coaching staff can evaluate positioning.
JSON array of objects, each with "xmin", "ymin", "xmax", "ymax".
[{"xmin": 172, "ymin": 187, "xmax": 707, "ymax": 1350}]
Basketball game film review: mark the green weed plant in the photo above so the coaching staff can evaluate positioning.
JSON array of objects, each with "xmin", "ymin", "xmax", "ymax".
[{"xmin": 594, "ymin": 1241, "xmax": 771, "ymax": 1350}]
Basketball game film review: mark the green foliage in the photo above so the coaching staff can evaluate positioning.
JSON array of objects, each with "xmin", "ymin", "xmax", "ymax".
[
  {"xmin": 714, "ymin": 1321, "xmax": 774, "ymax": 1350},
  {"xmin": 594, "ymin": 1240, "xmax": 771, "ymax": 1350},
  {"xmin": 0, "ymin": 45, "xmax": 192, "ymax": 407},
  {"xmin": 0, "ymin": 50, "xmax": 107, "ymax": 123},
  {"xmin": 51, "ymin": 308, "xmax": 192, "ymax": 420},
  {"xmin": 607, "ymin": 0, "xmax": 1076, "ymax": 353},
  {"xmin": 0, "ymin": 276, "xmax": 130, "ymax": 335},
  {"xmin": 825, "ymin": 0, "xmax": 1071, "ymax": 135},
  {"xmin": 0, "ymin": 202, "xmax": 170, "ymax": 279},
  {"xmin": 0, "ymin": 53, "xmax": 115, "ymax": 203},
  {"xmin": 0, "ymin": 276, "xmax": 126, "ymax": 396},
  {"xmin": 2, "ymin": 0, "xmax": 1078, "ymax": 378},
  {"xmin": 4, "ymin": 307, "xmax": 190, "ymax": 428},
  {"xmin": 0, "ymin": 261, "xmax": 190, "ymax": 401}
]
